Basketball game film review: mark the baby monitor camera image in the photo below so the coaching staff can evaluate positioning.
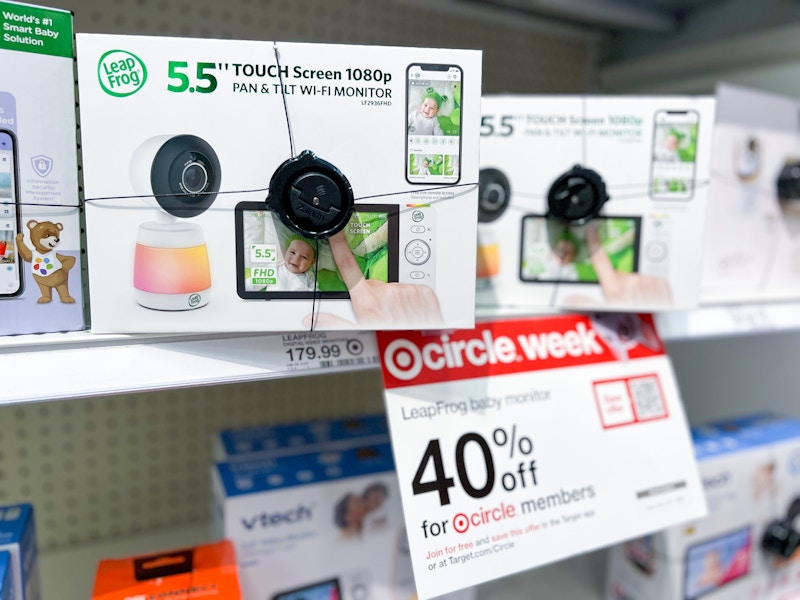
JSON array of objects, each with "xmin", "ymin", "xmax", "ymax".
[
  {"xmin": 777, "ymin": 159, "xmax": 800, "ymax": 238},
  {"xmin": 478, "ymin": 168, "xmax": 511, "ymax": 224},
  {"xmin": 476, "ymin": 168, "xmax": 511, "ymax": 283},
  {"xmin": 735, "ymin": 136, "xmax": 761, "ymax": 183},
  {"xmin": 761, "ymin": 496, "xmax": 800, "ymax": 560},
  {"xmin": 129, "ymin": 134, "xmax": 221, "ymax": 311}
]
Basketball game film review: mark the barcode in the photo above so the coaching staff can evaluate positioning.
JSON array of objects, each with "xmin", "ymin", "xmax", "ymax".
[
  {"xmin": 629, "ymin": 377, "xmax": 666, "ymax": 420},
  {"xmin": 320, "ymin": 356, "xmax": 380, "ymax": 369}
]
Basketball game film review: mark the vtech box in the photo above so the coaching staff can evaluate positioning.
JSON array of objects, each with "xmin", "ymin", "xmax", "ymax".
[{"xmin": 212, "ymin": 443, "xmax": 474, "ymax": 600}]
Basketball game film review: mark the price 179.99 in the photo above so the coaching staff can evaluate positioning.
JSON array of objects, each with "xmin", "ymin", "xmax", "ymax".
[{"xmin": 286, "ymin": 345, "xmax": 341, "ymax": 362}]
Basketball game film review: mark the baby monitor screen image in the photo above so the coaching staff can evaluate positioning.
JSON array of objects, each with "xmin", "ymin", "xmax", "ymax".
[
  {"xmin": 519, "ymin": 215, "xmax": 641, "ymax": 284},
  {"xmin": 406, "ymin": 63, "xmax": 462, "ymax": 185},
  {"xmin": 272, "ymin": 578, "xmax": 341, "ymax": 600},
  {"xmin": 651, "ymin": 110, "xmax": 699, "ymax": 200},
  {"xmin": 684, "ymin": 527, "xmax": 751, "ymax": 600},
  {"xmin": 235, "ymin": 202, "xmax": 399, "ymax": 299},
  {"xmin": 0, "ymin": 129, "xmax": 20, "ymax": 296}
]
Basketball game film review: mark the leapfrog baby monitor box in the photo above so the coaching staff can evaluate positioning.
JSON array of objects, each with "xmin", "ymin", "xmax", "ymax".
[
  {"xmin": 214, "ymin": 413, "xmax": 389, "ymax": 461},
  {"xmin": 607, "ymin": 413, "xmax": 800, "ymax": 600},
  {"xmin": 0, "ymin": 3, "xmax": 83, "ymax": 335},
  {"xmin": 76, "ymin": 34, "xmax": 481, "ymax": 332},
  {"xmin": 477, "ymin": 95, "xmax": 714, "ymax": 313},
  {"xmin": 0, "ymin": 504, "xmax": 39, "ymax": 600},
  {"xmin": 212, "ymin": 443, "xmax": 474, "ymax": 600},
  {"xmin": 92, "ymin": 540, "xmax": 242, "ymax": 600}
]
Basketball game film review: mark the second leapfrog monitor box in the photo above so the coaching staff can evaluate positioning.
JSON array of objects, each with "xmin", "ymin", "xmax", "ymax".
[
  {"xmin": 76, "ymin": 35, "xmax": 481, "ymax": 332},
  {"xmin": 477, "ymin": 95, "xmax": 714, "ymax": 313}
]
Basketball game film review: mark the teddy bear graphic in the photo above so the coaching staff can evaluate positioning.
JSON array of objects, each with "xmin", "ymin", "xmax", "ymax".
[{"xmin": 15, "ymin": 220, "xmax": 76, "ymax": 303}]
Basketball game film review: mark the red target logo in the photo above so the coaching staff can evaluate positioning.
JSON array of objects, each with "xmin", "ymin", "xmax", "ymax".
[{"xmin": 453, "ymin": 513, "xmax": 470, "ymax": 534}]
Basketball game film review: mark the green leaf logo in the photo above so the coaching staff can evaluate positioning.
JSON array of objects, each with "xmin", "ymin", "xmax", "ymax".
[{"xmin": 97, "ymin": 49, "xmax": 148, "ymax": 97}]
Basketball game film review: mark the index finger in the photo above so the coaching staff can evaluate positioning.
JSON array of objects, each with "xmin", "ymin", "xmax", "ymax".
[
  {"xmin": 586, "ymin": 225, "xmax": 619, "ymax": 288},
  {"xmin": 329, "ymin": 231, "xmax": 366, "ymax": 290}
]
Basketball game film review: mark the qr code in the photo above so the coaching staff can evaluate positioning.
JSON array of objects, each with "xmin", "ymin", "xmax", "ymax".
[{"xmin": 629, "ymin": 377, "xmax": 666, "ymax": 420}]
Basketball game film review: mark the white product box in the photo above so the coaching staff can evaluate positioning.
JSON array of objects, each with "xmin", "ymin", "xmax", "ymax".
[
  {"xmin": 214, "ymin": 413, "xmax": 389, "ymax": 461},
  {"xmin": 0, "ymin": 2, "xmax": 83, "ymax": 335},
  {"xmin": 212, "ymin": 443, "xmax": 474, "ymax": 600},
  {"xmin": 477, "ymin": 95, "xmax": 714, "ymax": 313},
  {"xmin": 700, "ymin": 84, "xmax": 800, "ymax": 304},
  {"xmin": 607, "ymin": 413, "xmax": 800, "ymax": 600},
  {"xmin": 377, "ymin": 314, "xmax": 706, "ymax": 599},
  {"xmin": 76, "ymin": 34, "xmax": 481, "ymax": 332},
  {"xmin": 0, "ymin": 504, "xmax": 38, "ymax": 600}
]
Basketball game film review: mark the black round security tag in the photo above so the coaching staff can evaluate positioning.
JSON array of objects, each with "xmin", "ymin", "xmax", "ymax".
[
  {"xmin": 268, "ymin": 150, "xmax": 354, "ymax": 239},
  {"xmin": 478, "ymin": 168, "xmax": 512, "ymax": 223},
  {"xmin": 547, "ymin": 165, "xmax": 609, "ymax": 224}
]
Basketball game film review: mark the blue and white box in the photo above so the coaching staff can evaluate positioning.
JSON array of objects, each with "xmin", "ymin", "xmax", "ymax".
[
  {"xmin": 0, "ymin": 504, "xmax": 39, "ymax": 600},
  {"xmin": 212, "ymin": 443, "xmax": 473, "ymax": 600}
]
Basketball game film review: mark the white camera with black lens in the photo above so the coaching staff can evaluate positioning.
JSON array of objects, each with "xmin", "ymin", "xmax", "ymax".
[{"xmin": 130, "ymin": 134, "xmax": 222, "ymax": 311}]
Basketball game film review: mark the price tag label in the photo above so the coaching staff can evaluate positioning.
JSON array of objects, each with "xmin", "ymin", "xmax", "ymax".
[
  {"xmin": 377, "ymin": 315, "xmax": 706, "ymax": 599},
  {"xmin": 280, "ymin": 331, "xmax": 380, "ymax": 372}
]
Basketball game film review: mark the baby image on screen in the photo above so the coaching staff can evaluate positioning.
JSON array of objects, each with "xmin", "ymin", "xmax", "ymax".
[
  {"xmin": 276, "ymin": 237, "xmax": 316, "ymax": 292},
  {"xmin": 520, "ymin": 217, "xmax": 639, "ymax": 283},
  {"xmin": 408, "ymin": 88, "xmax": 444, "ymax": 136},
  {"xmin": 238, "ymin": 206, "xmax": 396, "ymax": 297}
]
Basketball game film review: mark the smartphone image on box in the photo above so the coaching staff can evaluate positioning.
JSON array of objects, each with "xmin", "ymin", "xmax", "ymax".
[
  {"xmin": 235, "ymin": 202, "xmax": 399, "ymax": 300},
  {"xmin": 406, "ymin": 63, "xmax": 462, "ymax": 185},
  {"xmin": 272, "ymin": 578, "xmax": 341, "ymax": 600},
  {"xmin": 650, "ymin": 110, "xmax": 700, "ymax": 200},
  {"xmin": 683, "ymin": 527, "xmax": 752, "ymax": 600},
  {"xmin": 0, "ymin": 129, "xmax": 22, "ymax": 298},
  {"xmin": 519, "ymin": 215, "xmax": 641, "ymax": 283}
]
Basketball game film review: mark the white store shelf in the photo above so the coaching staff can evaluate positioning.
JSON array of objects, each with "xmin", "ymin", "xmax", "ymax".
[
  {"xmin": 0, "ymin": 330, "xmax": 379, "ymax": 405},
  {"xmin": 655, "ymin": 300, "xmax": 800, "ymax": 341},
  {"xmin": 5, "ymin": 299, "xmax": 800, "ymax": 405},
  {"xmin": 39, "ymin": 523, "xmax": 604, "ymax": 600}
]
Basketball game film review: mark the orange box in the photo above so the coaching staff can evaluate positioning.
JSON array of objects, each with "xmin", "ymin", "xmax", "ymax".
[{"xmin": 92, "ymin": 540, "xmax": 241, "ymax": 599}]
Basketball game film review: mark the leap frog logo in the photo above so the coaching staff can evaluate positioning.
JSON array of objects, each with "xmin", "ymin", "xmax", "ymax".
[{"xmin": 97, "ymin": 49, "xmax": 148, "ymax": 97}]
